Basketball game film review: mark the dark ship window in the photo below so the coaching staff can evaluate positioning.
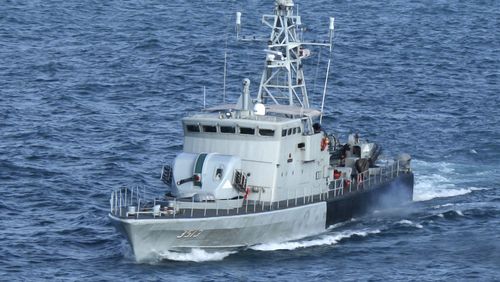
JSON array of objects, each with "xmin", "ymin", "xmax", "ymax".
[
  {"xmin": 240, "ymin": 127, "xmax": 255, "ymax": 135},
  {"xmin": 282, "ymin": 129, "xmax": 287, "ymax": 137},
  {"xmin": 203, "ymin": 125, "xmax": 217, "ymax": 133},
  {"xmin": 215, "ymin": 168, "xmax": 223, "ymax": 180},
  {"xmin": 259, "ymin": 129, "xmax": 275, "ymax": 136},
  {"xmin": 186, "ymin": 125, "xmax": 200, "ymax": 132},
  {"xmin": 287, "ymin": 128, "xmax": 293, "ymax": 135},
  {"xmin": 298, "ymin": 142, "xmax": 305, "ymax": 149},
  {"xmin": 292, "ymin": 128, "xmax": 297, "ymax": 134},
  {"xmin": 352, "ymin": 146, "xmax": 361, "ymax": 157},
  {"xmin": 297, "ymin": 127, "xmax": 301, "ymax": 134},
  {"xmin": 221, "ymin": 126, "xmax": 236, "ymax": 133}
]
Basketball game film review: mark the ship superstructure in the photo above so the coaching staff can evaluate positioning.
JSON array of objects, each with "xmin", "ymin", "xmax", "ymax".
[{"xmin": 109, "ymin": 0, "xmax": 414, "ymax": 262}]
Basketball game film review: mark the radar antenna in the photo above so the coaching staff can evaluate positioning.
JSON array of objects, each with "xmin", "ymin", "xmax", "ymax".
[{"xmin": 236, "ymin": 0, "xmax": 333, "ymax": 110}]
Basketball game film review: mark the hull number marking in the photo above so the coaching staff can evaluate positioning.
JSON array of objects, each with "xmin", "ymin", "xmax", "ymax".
[{"xmin": 177, "ymin": 230, "xmax": 203, "ymax": 239}]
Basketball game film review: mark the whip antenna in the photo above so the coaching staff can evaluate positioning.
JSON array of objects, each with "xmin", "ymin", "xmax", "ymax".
[{"xmin": 320, "ymin": 17, "xmax": 335, "ymax": 124}]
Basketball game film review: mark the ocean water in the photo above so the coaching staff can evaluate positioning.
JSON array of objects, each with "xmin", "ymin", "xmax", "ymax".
[{"xmin": 1, "ymin": 0, "xmax": 499, "ymax": 280}]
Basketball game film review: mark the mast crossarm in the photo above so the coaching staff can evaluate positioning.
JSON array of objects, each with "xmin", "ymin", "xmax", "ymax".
[
  {"xmin": 262, "ymin": 15, "xmax": 277, "ymax": 29},
  {"xmin": 238, "ymin": 37, "xmax": 269, "ymax": 42}
]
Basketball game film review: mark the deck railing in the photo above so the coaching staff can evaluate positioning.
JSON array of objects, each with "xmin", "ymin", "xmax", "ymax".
[
  {"xmin": 110, "ymin": 160, "xmax": 409, "ymax": 219},
  {"xmin": 353, "ymin": 159, "xmax": 407, "ymax": 192}
]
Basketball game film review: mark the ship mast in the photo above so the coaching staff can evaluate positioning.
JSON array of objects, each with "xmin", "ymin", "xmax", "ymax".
[
  {"xmin": 257, "ymin": 0, "xmax": 309, "ymax": 108},
  {"xmin": 236, "ymin": 0, "xmax": 333, "ymax": 113}
]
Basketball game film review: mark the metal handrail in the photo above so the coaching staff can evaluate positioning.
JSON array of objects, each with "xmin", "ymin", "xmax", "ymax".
[
  {"xmin": 354, "ymin": 160, "xmax": 405, "ymax": 191},
  {"xmin": 110, "ymin": 161, "xmax": 409, "ymax": 219},
  {"xmin": 110, "ymin": 181, "xmax": 341, "ymax": 219}
]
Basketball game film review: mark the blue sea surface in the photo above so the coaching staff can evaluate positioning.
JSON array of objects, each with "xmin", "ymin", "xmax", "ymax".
[{"xmin": 1, "ymin": 0, "xmax": 499, "ymax": 280}]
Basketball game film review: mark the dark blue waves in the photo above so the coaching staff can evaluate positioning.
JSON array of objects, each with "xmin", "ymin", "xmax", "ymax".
[{"xmin": 1, "ymin": 0, "xmax": 499, "ymax": 280}]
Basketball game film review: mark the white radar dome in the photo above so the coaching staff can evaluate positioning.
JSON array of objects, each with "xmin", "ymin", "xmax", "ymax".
[{"xmin": 254, "ymin": 103, "xmax": 266, "ymax": 116}]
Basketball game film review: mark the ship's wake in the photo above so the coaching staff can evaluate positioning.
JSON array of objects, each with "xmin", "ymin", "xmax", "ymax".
[
  {"xmin": 250, "ymin": 228, "xmax": 381, "ymax": 251},
  {"xmin": 412, "ymin": 159, "xmax": 487, "ymax": 202}
]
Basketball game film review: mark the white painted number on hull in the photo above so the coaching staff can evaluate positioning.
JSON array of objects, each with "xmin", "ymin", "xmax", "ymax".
[{"xmin": 177, "ymin": 230, "xmax": 203, "ymax": 239}]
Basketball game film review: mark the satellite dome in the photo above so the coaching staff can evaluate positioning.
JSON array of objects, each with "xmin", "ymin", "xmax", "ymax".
[{"xmin": 254, "ymin": 103, "xmax": 266, "ymax": 116}]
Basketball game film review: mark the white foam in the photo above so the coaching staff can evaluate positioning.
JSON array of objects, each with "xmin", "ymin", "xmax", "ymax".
[
  {"xmin": 250, "ymin": 229, "xmax": 381, "ymax": 251},
  {"xmin": 470, "ymin": 187, "xmax": 488, "ymax": 191},
  {"xmin": 119, "ymin": 240, "xmax": 136, "ymax": 261},
  {"xmin": 413, "ymin": 159, "xmax": 456, "ymax": 174},
  {"xmin": 412, "ymin": 159, "xmax": 478, "ymax": 202},
  {"xmin": 398, "ymin": 219, "xmax": 423, "ymax": 229},
  {"xmin": 432, "ymin": 203, "xmax": 454, "ymax": 209},
  {"xmin": 455, "ymin": 210, "xmax": 464, "ymax": 216},
  {"xmin": 414, "ymin": 187, "xmax": 474, "ymax": 202},
  {"xmin": 158, "ymin": 248, "xmax": 235, "ymax": 262},
  {"xmin": 326, "ymin": 221, "xmax": 348, "ymax": 230}
]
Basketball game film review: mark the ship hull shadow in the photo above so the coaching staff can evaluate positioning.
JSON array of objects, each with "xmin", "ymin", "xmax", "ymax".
[{"xmin": 326, "ymin": 172, "xmax": 414, "ymax": 226}]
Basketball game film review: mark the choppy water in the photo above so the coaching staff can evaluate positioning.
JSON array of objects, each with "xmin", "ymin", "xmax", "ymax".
[{"xmin": 1, "ymin": 0, "xmax": 499, "ymax": 280}]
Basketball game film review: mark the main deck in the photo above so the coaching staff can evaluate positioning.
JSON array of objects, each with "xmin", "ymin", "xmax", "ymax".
[{"xmin": 110, "ymin": 161, "xmax": 411, "ymax": 220}]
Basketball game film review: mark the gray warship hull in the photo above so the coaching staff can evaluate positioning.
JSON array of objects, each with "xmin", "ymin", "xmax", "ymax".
[
  {"xmin": 110, "ymin": 202, "xmax": 327, "ymax": 261},
  {"xmin": 109, "ymin": 172, "xmax": 413, "ymax": 261}
]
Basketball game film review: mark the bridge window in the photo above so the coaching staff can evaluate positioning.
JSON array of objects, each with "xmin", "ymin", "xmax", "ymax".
[
  {"xmin": 220, "ymin": 126, "xmax": 236, "ymax": 133},
  {"xmin": 281, "ymin": 127, "xmax": 301, "ymax": 137},
  {"xmin": 186, "ymin": 125, "xmax": 200, "ymax": 132},
  {"xmin": 259, "ymin": 129, "xmax": 275, "ymax": 137},
  {"xmin": 202, "ymin": 125, "xmax": 217, "ymax": 133},
  {"xmin": 240, "ymin": 127, "xmax": 255, "ymax": 135}
]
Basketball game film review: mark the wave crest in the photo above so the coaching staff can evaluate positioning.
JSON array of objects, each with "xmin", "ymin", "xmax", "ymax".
[{"xmin": 397, "ymin": 219, "xmax": 423, "ymax": 229}]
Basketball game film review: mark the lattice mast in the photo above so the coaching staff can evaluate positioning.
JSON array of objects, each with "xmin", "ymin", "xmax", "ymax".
[
  {"xmin": 236, "ymin": 0, "xmax": 334, "ymax": 113},
  {"xmin": 256, "ymin": 0, "xmax": 309, "ymax": 108}
]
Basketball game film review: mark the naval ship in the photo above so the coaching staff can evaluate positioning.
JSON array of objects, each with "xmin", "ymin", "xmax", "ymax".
[{"xmin": 109, "ymin": 0, "xmax": 414, "ymax": 261}]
